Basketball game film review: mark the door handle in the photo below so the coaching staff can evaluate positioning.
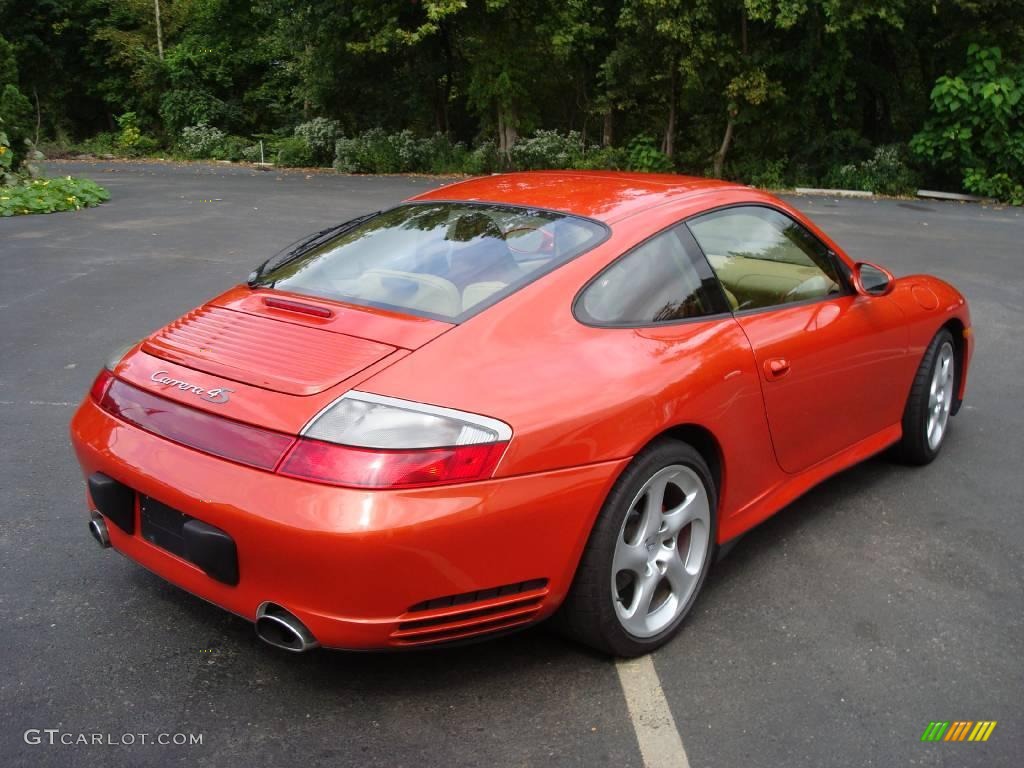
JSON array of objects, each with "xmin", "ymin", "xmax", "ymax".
[{"xmin": 763, "ymin": 358, "xmax": 791, "ymax": 380}]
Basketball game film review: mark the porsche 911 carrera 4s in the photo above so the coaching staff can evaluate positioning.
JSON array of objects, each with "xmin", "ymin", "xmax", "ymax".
[{"xmin": 70, "ymin": 172, "xmax": 972, "ymax": 656}]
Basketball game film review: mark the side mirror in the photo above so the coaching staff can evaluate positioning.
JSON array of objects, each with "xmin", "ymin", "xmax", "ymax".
[{"xmin": 852, "ymin": 262, "xmax": 895, "ymax": 297}]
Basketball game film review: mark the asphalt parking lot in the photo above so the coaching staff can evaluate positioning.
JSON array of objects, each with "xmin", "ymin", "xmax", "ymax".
[{"xmin": 2, "ymin": 160, "xmax": 1021, "ymax": 767}]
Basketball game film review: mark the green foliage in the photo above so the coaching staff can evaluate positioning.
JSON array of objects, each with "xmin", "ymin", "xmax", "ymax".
[
  {"xmin": 509, "ymin": 130, "xmax": 587, "ymax": 170},
  {"xmin": 294, "ymin": 118, "xmax": 342, "ymax": 165},
  {"xmin": 177, "ymin": 121, "xmax": 226, "ymax": 158},
  {"xmin": 912, "ymin": 45, "xmax": 1024, "ymax": 203},
  {"xmin": 0, "ymin": 176, "xmax": 110, "ymax": 216},
  {"xmin": 725, "ymin": 157, "xmax": 789, "ymax": 190},
  {"xmin": 274, "ymin": 136, "xmax": 314, "ymax": 167},
  {"xmin": 625, "ymin": 136, "xmax": 673, "ymax": 173},
  {"xmin": 114, "ymin": 111, "xmax": 159, "ymax": 156},
  {"xmin": 3, "ymin": 1, "xmax": 1021, "ymax": 201},
  {"xmin": 334, "ymin": 129, "xmax": 429, "ymax": 174},
  {"xmin": 824, "ymin": 145, "xmax": 919, "ymax": 196}
]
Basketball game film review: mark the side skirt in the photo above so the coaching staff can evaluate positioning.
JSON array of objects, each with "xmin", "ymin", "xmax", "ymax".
[{"xmin": 718, "ymin": 423, "xmax": 902, "ymax": 543}]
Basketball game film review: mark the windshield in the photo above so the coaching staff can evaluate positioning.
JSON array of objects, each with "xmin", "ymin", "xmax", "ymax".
[{"xmin": 251, "ymin": 202, "xmax": 607, "ymax": 321}]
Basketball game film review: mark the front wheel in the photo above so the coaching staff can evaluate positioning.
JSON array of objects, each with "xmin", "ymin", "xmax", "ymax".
[
  {"xmin": 894, "ymin": 328, "xmax": 957, "ymax": 465},
  {"xmin": 556, "ymin": 439, "xmax": 716, "ymax": 657}
]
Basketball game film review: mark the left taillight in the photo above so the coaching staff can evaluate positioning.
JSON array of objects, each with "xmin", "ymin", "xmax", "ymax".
[
  {"xmin": 279, "ymin": 391, "xmax": 511, "ymax": 488},
  {"xmin": 89, "ymin": 369, "xmax": 114, "ymax": 403}
]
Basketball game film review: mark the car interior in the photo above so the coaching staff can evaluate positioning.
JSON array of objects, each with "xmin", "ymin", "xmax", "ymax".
[
  {"xmin": 688, "ymin": 208, "xmax": 842, "ymax": 311},
  {"xmin": 321, "ymin": 207, "xmax": 596, "ymax": 318}
]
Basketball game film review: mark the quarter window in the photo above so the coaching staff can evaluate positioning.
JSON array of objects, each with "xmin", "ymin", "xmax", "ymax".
[
  {"xmin": 577, "ymin": 226, "xmax": 724, "ymax": 325},
  {"xmin": 687, "ymin": 207, "xmax": 842, "ymax": 311}
]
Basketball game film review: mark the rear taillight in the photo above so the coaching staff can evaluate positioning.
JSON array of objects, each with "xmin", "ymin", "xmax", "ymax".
[
  {"xmin": 281, "ymin": 392, "xmax": 511, "ymax": 488},
  {"xmin": 92, "ymin": 382, "xmax": 511, "ymax": 489},
  {"xmin": 279, "ymin": 439, "xmax": 508, "ymax": 489},
  {"xmin": 89, "ymin": 369, "xmax": 114, "ymax": 403}
]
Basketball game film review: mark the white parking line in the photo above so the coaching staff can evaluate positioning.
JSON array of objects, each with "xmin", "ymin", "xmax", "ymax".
[{"xmin": 616, "ymin": 655, "xmax": 691, "ymax": 768}]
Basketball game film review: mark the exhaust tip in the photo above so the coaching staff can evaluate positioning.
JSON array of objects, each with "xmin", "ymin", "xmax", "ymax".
[
  {"xmin": 89, "ymin": 513, "xmax": 111, "ymax": 548},
  {"xmin": 255, "ymin": 603, "xmax": 319, "ymax": 653}
]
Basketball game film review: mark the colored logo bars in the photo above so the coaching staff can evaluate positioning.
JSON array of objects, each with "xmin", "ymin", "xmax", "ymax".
[{"xmin": 921, "ymin": 721, "xmax": 997, "ymax": 742}]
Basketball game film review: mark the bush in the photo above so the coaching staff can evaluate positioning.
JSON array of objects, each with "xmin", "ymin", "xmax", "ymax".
[
  {"xmin": 207, "ymin": 135, "xmax": 250, "ymax": 162},
  {"xmin": 294, "ymin": 118, "xmax": 341, "ymax": 165},
  {"xmin": 463, "ymin": 139, "xmax": 500, "ymax": 175},
  {"xmin": 912, "ymin": 45, "xmax": 1024, "ymax": 204},
  {"xmin": 178, "ymin": 122, "xmax": 226, "ymax": 159},
  {"xmin": 724, "ymin": 157, "xmax": 789, "ymax": 189},
  {"xmin": 625, "ymin": 135, "xmax": 674, "ymax": 173},
  {"xmin": 114, "ymin": 112, "xmax": 160, "ymax": 157},
  {"xmin": 0, "ymin": 175, "xmax": 110, "ymax": 216},
  {"xmin": 417, "ymin": 133, "xmax": 470, "ymax": 173},
  {"xmin": 274, "ymin": 136, "xmax": 314, "ymax": 167},
  {"xmin": 509, "ymin": 130, "xmax": 587, "ymax": 170},
  {"xmin": 574, "ymin": 145, "xmax": 629, "ymax": 170},
  {"xmin": 824, "ymin": 144, "xmax": 919, "ymax": 195},
  {"xmin": 334, "ymin": 129, "xmax": 420, "ymax": 173}
]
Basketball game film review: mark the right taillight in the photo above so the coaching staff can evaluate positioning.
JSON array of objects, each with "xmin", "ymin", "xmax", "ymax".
[{"xmin": 279, "ymin": 391, "xmax": 511, "ymax": 488}]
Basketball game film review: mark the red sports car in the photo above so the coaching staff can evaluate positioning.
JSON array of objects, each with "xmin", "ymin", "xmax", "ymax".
[{"xmin": 70, "ymin": 172, "xmax": 972, "ymax": 656}]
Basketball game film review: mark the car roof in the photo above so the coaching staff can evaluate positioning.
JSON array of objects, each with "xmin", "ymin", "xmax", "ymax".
[{"xmin": 408, "ymin": 171, "xmax": 747, "ymax": 224}]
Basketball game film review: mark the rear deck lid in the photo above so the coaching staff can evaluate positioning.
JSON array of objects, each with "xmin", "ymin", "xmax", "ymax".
[{"xmin": 142, "ymin": 304, "xmax": 396, "ymax": 396}]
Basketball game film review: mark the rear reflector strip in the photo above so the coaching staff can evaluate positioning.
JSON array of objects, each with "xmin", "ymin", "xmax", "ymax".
[{"xmin": 99, "ymin": 378, "xmax": 295, "ymax": 470}]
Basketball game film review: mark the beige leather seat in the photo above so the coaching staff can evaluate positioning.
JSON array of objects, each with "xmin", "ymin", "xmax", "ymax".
[
  {"xmin": 335, "ymin": 269, "xmax": 461, "ymax": 316},
  {"xmin": 462, "ymin": 281, "xmax": 507, "ymax": 311}
]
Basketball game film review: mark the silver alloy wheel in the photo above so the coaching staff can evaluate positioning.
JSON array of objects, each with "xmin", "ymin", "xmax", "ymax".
[
  {"xmin": 927, "ymin": 341, "xmax": 955, "ymax": 451},
  {"xmin": 611, "ymin": 464, "xmax": 711, "ymax": 638}
]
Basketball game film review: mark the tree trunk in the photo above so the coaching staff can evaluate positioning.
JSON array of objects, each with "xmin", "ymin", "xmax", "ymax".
[
  {"xmin": 497, "ymin": 104, "xmax": 518, "ymax": 159},
  {"xmin": 713, "ymin": 118, "xmax": 735, "ymax": 178},
  {"xmin": 661, "ymin": 59, "xmax": 677, "ymax": 157},
  {"xmin": 602, "ymin": 109, "xmax": 614, "ymax": 147},
  {"xmin": 33, "ymin": 87, "xmax": 41, "ymax": 145},
  {"xmin": 154, "ymin": 0, "xmax": 164, "ymax": 60}
]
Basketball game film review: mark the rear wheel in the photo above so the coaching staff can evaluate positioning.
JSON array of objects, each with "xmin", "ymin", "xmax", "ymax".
[
  {"xmin": 895, "ymin": 328, "xmax": 957, "ymax": 465},
  {"xmin": 557, "ymin": 439, "xmax": 716, "ymax": 657}
]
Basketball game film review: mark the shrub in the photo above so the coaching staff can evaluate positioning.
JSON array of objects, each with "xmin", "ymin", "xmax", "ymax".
[
  {"xmin": 912, "ymin": 45, "xmax": 1024, "ymax": 204},
  {"xmin": 509, "ymin": 130, "xmax": 586, "ymax": 170},
  {"xmin": 178, "ymin": 122, "xmax": 227, "ymax": 159},
  {"xmin": 114, "ymin": 112, "xmax": 160, "ymax": 157},
  {"xmin": 274, "ymin": 136, "xmax": 314, "ymax": 167},
  {"xmin": 463, "ymin": 139, "xmax": 500, "ymax": 175},
  {"xmin": 417, "ymin": 132, "xmax": 470, "ymax": 174},
  {"xmin": 208, "ymin": 135, "xmax": 250, "ymax": 162},
  {"xmin": 625, "ymin": 135, "xmax": 673, "ymax": 173},
  {"xmin": 294, "ymin": 118, "xmax": 341, "ymax": 165},
  {"xmin": 334, "ymin": 129, "xmax": 421, "ymax": 173},
  {"xmin": 574, "ymin": 145, "xmax": 629, "ymax": 170},
  {"xmin": 723, "ymin": 157, "xmax": 789, "ymax": 189},
  {"xmin": 0, "ymin": 175, "xmax": 110, "ymax": 216},
  {"xmin": 824, "ymin": 144, "xmax": 918, "ymax": 195}
]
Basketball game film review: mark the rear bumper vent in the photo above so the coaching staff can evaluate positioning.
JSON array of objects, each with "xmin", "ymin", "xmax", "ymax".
[{"xmin": 392, "ymin": 579, "xmax": 549, "ymax": 646}]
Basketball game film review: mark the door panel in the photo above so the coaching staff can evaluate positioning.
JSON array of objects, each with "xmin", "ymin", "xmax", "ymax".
[{"xmin": 736, "ymin": 295, "xmax": 908, "ymax": 473}]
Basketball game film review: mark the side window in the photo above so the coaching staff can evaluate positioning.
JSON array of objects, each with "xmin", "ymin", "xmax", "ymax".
[
  {"xmin": 687, "ymin": 207, "xmax": 842, "ymax": 311},
  {"xmin": 577, "ymin": 225, "xmax": 725, "ymax": 325}
]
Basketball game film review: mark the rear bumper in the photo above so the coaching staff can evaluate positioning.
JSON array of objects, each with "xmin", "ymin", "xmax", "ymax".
[{"xmin": 70, "ymin": 397, "xmax": 625, "ymax": 649}]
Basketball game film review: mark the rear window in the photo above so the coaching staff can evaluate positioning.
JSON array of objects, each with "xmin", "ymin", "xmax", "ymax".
[{"xmin": 251, "ymin": 202, "xmax": 607, "ymax": 321}]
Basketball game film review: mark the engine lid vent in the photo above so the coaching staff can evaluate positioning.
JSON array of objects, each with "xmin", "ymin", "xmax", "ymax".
[{"xmin": 143, "ymin": 305, "xmax": 395, "ymax": 396}]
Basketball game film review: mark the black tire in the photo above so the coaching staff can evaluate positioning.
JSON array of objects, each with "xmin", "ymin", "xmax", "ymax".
[
  {"xmin": 894, "ymin": 328, "xmax": 956, "ymax": 465},
  {"xmin": 555, "ymin": 438, "xmax": 717, "ymax": 657}
]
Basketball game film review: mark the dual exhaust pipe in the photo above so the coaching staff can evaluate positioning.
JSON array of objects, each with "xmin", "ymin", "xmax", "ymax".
[{"xmin": 88, "ymin": 513, "xmax": 319, "ymax": 653}]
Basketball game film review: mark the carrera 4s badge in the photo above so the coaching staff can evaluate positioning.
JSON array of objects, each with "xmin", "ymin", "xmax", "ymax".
[{"xmin": 150, "ymin": 371, "xmax": 233, "ymax": 404}]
